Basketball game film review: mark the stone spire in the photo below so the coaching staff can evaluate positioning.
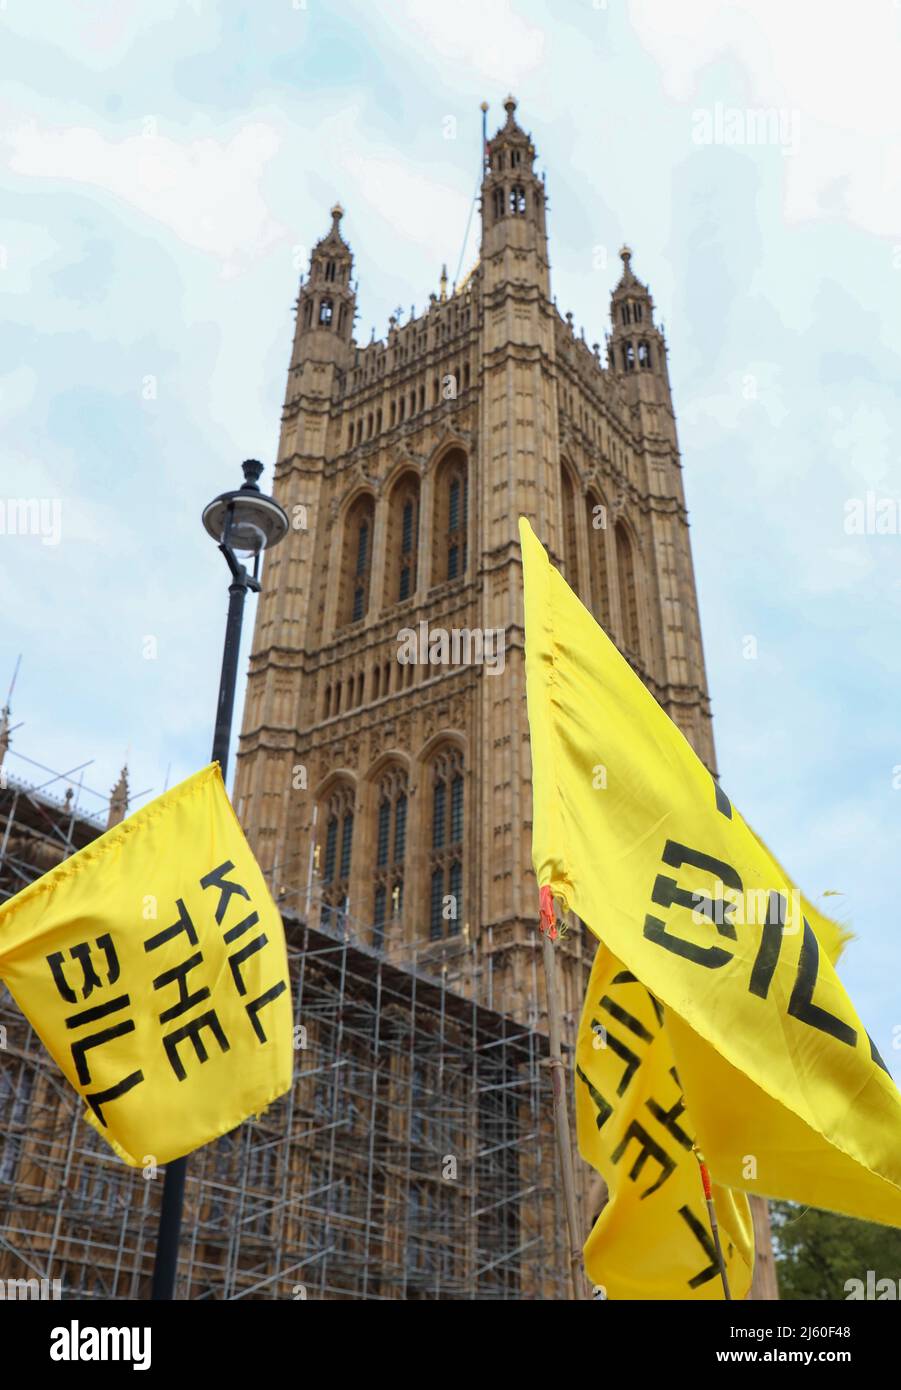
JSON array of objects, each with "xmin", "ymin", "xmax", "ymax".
[{"xmin": 107, "ymin": 764, "xmax": 129, "ymax": 829}]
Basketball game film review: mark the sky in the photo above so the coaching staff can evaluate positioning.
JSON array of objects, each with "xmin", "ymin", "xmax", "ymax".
[{"xmin": 1, "ymin": 0, "xmax": 899, "ymax": 1072}]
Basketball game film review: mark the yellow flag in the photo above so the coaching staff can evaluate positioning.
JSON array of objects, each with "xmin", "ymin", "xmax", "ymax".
[
  {"xmin": 520, "ymin": 516, "xmax": 901, "ymax": 1227},
  {"xmin": 576, "ymin": 939, "xmax": 754, "ymax": 1299},
  {"xmin": 0, "ymin": 764, "xmax": 293, "ymax": 1166}
]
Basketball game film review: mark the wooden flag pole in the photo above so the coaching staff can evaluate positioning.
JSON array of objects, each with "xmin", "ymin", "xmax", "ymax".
[
  {"xmin": 693, "ymin": 1146, "xmax": 732, "ymax": 1301},
  {"xmin": 539, "ymin": 887, "xmax": 586, "ymax": 1301}
]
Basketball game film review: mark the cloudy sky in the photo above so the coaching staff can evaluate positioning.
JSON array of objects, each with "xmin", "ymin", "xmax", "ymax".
[{"xmin": 2, "ymin": 0, "xmax": 899, "ymax": 1070}]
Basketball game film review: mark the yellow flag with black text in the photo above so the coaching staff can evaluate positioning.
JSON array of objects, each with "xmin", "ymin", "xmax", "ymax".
[
  {"xmin": 521, "ymin": 516, "xmax": 901, "ymax": 1230},
  {"xmin": 576, "ymin": 939, "xmax": 754, "ymax": 1299},
  {"xmin": 0, "ymin": 764, "xmax": 293, "ymax": 1166}
]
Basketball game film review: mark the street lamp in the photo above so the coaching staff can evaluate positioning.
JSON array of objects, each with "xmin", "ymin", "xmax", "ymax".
[{"xmin": 150, "ymin": 458, "xmax": 289, "ymax": 1301}]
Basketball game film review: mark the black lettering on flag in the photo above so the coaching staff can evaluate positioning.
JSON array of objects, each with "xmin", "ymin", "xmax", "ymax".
[
  {"xmin": 576, "ymin": 1065, "xmax": 614, "ymax": 1132},
  {"xmin": 611, "ymin": 1120, "xmax": 676, "ymax": 1197},
  {"xmin": 610, "ymin": 970, "xmax": 664, "ymax": 1026},
  {"xmin": 224, "ymin": 910, "xmax": 260, "ymax": 945},
  {"xmin": 200, "ymin": 861, "xmax": 251, "ymax": 925},
  {"xmin": 151, "ymin": 951, "xmax": 212, "ymax": 1024},
  {"xmin": 228, "ymin": 934, "xmax": 268, "ymax": 996},
  {"xmin": 48, "ymin": 935, "xmax": 121, "ymax": 1002},
  {"xmin": 246, "ymin": 981, "xmax": 288, "ymax": 1043},
  {"xmin": 65, "ymin": 995, "xmax": 136, "ymax": 1085},
  {"xmin": 593, "ymin": 1019, "xmax": 642, "ymax": 1096},
  {"xmin": 713, "ymin": 779, "xmax": 733, "ymax": 820},
  {"xmin": 748, "ymin": 891, "xmax": 785, "ymax": 1000},
  {"xmin": 788, "ymin": 920, "xmax": 857, "ymax": 1048},
  {"xmin": 144, "ymin": 898, "xmax": 198, "ymax": 953},
  {"xmin": 679, "ymin": 1203, "xmax": 721, "ymax": 1288},
  {"xmin": 645, "ymin": 1067, "xmax": 694, "ymax": 1151},
  {"xmin": 599, "ymin": 995, "xmax": 654, "ymax": 1043},
  {"xmin": 869, "ymin": 1033, "xmax": 891, "ymax": 1076},
  {"xmin": 163, "ymin": 1009, "xmax": 230, "ymax": 1081},
  {"xmin": 85, "ymin": 1070, "xmax": 144, "ymax": 1126},
  {"xmin": 644, "ymin": 842, "xmax": 741, "ymax": 967}
]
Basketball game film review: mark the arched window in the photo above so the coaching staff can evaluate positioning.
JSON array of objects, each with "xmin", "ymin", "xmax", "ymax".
[
  {"xmin": 621, "ymin": 304, "xmax": 631, "ymax": 326},
  {"xmin": 493, "ymin": 186, "xmax": 505, "ymax": 219},
  {"xmin": 320, "ymin": 782, "xmax": 354, "ymax": 931},
  {"xmin": 560, "ymin": 463, "xmax": 580, "ymax": 592},
  {"xmin": 623, "ymin": 342, "xmax": 635, "ymax": 371},
  {"xmin": 585, "ymin": 490, "xmax": 610, "ymax": 630},
  {"xmin": 431, "ymin": 450, "xmax": 468, "ymax": 585},
  {"xmin": 510, "ymin": 185, "xmax": 526, "ymax": 214},
  {"xmin": 634, "ymin": 303, "xmax": 643, "ymax": 322},
  {"xmin": 383, "ymin": 473, "xmax": 420, "ymax": 606},
  {"xmin": 615, "ymin": 521, "xmax": 641, "ymax": 657},
  {"xmin": 303, "ymin": 299, "xmax": 313, "ymax": 328},
  {"xmin": 319, "ymin": 297, "xmax": 333, "ymax": 326},
  {"xmin": 373, "ymin": 765, "xmax": 408, "ymax": 950},
  {"xmin": 325, "ymin": 259, "xmax": 336, "ymax": 282},
  {"xmin": 339, "ymin": 494, "xmax": 375, "ymax": 627},
  {"xmin": 429, "ymin": 747, "xmax": 463, "ymax": 940},
  {"xmin": 638, "ymin": 340, "xmax": 652, "ymax": 368}
]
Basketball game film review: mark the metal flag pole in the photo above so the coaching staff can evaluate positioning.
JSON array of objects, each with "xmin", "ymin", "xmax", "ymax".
[
  {"xmin": 539, "ymin": 886, "xmax": 586, "ymax": 1301},
  {"xmin": 693, "ymin": 1145, "xmax": 732, "ymax": 1301},
  {"xmin": 150, "ymin": 460, "xmax": 288, "ymax": 1300}
]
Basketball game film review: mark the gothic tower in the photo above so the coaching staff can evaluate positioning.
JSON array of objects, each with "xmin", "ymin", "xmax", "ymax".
[{"xmin": 233, "ymin": 96, "xmax": 717, "ymax": 1033}]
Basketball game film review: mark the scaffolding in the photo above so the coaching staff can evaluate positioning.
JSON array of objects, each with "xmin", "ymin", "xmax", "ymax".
[{"xmin": 0, "ymin": 758, "xmax": 583, "ymax": 1299}]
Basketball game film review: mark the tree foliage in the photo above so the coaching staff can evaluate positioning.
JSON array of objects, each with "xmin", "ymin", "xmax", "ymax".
[{"xmin": 771, "ymin": 1201, "xmax": 901, "ymax": 1300}]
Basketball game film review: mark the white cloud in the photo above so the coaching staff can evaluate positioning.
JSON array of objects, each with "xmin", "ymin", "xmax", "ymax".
[
  {"xmin": 629, "ymin": 0, "xmax": 901, "ymax": 237},
  {"xmin": 0, "ymin": 120, "xmax": 286, "ymax": 273},
  {"xmin": 397, "ymin": 0, "xmax": 545, "ymax": 86}
]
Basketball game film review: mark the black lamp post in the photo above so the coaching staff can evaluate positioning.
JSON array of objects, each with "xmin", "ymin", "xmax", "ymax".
[{"xmin": 150, "ymin": 459, "xmax": 289, "ymax": 1301}]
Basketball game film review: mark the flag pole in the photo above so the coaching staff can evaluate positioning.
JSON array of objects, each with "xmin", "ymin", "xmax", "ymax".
[
  {"xmin": 539, "ymin": 886, "xmax": 586, "ymax": 1301},
  {"xmin": 693, "ymin": 1146, "xmax": 732, "ymax": 1301}
]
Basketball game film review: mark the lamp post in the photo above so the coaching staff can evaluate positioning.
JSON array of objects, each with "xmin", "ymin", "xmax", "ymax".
[{"xmin": 150, "ymin": 459, "xmax": 289, "ymax": 1301}]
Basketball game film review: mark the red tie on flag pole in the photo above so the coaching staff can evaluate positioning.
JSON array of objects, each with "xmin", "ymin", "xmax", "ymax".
[{"xmin": 694, "ymin": 1147, "xmax": 732, "ymax": 1301}]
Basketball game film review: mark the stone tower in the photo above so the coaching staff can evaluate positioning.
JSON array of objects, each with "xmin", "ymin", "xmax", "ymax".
[{"xmin": 233, "ymin": 95, "xmax": 717, "ymax": 1031}]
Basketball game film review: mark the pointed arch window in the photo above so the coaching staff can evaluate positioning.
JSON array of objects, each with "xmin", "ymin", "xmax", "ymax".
[
  {"xmin": 325, "ymin": 259, "xmax": 336, "ymax": 282},
  {"xmin": 560, "ymin": 464, "xmax": 580, "ymax": 593},
  {"xmin": 383, "ymin": 474, "xmax": 420, "ymax": 606},
  {"xmin": 319, "ymin": 297, "xmax": 333, "ymax": 326},
  {"xmin": 638, "ymin": 340, "xmax": 652, "ymax": 368},
  {"xmin": 303, "ymin": 299, "xmax": 313, "ymax": 328},
  {"xmin": 510, "ymin": 185, "xmax": 527, "ymax": 214},
  {"xmin": 493, "ymin": 186, "xmax": 505, "ymax": 219},
  {"xmin": 428, "ymin": 747, "xmax": 463, "ymax": 940},
  {"xmin": 373, "ymin": 765, "xmax": 408, "ymax": 949},
  {"xmin": 585, "ymin": 490, "xmax": 610, "ymax": 631},
  {"xmin": 320, "ymin": 782, "xmax": 354, "ymax": 932},
  {"xmin": 431, "ymin": 450, "xmax": 468, "ymax": 585},
  {"xmin": 340, "ymin": 494, "xmax": 375, "ymax": 627},
  {"xmin": 623, "ymin": 342, "xmax": 635, "ymax": 371},
  {"xmin": 615, "ymin": 521, "xmax": 641, "ymax": 657}
]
